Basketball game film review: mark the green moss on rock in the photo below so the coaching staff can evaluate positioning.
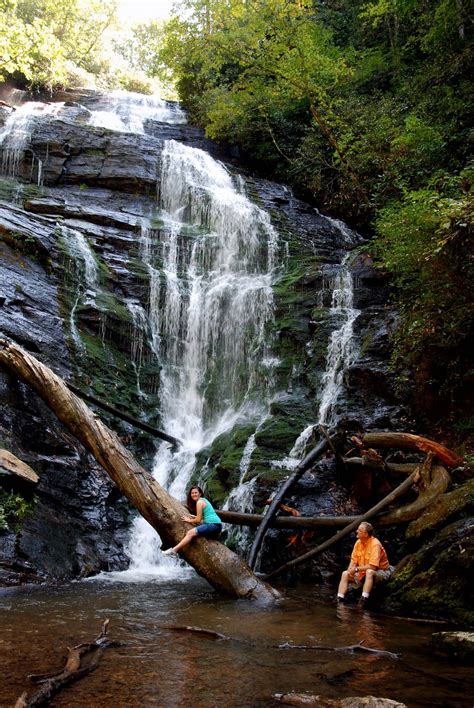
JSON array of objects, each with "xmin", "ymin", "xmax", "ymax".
[{"xmin": 383, "ymin": 517, "xmax": 474, "ymax": 624}]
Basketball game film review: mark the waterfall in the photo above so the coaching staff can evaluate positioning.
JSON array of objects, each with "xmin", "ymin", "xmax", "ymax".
[
  {"xmin": 0, "ymin": 102, "xmax": 62, "ymax": 180},
  {"xmin": 126, "ymin": 140, "xmax": 280, "ymax": 572},
  {"xmin": 317, "ymin": 254, "xmax": 360, "ymax": 427},
  {"xmin": 221, "ymin": 432, "xmax": 259, "ymax": 552},
  {"xmin": 88, "ymin": 90, "xmax": 186, "ymax": 133},
  {"xmin": 271, "ymin": 253, "xmax": 360, "ymax": 471},
  {"xmin": 126, "ymin": 301, "xmax": 149, "ymax": 398},
  {"xmin": 61, "ymin": 225, "xmax": 98, "ymax": 349}
]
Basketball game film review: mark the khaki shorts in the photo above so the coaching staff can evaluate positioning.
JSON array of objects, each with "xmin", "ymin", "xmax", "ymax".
[{"xmin": 351, "ymin": 565, "xmax": 395, "ymax": 587}]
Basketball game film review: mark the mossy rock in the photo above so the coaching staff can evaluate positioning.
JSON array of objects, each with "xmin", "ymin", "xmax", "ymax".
[
  {"xmin": 254, "ymin": 416, "xmax": 302, "ymax": 452},
  {"xmin": 382, "ymin": 517, "xmax": 474, "ymax": 624},
  {"xmin": 196, "ymin": 423, "xmax": 258, "ymax": 506},
  {"xmin": 431, "ymin": 631, "xmax": 474, "ymax": 663}
]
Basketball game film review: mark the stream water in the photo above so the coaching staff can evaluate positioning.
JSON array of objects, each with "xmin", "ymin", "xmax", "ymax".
[{"xmin": 1, "ymin": 578, "xmax": 471, "ymax": 707}]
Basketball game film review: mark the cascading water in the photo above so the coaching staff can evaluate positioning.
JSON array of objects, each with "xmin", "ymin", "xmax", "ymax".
[
  {"xmin": 0, "ymin": 102, "xmax": 63, "ymax": 182},
  {"xmin": 126, "ymin": 140, "xmax": 280, "ymax": 572},
  {"xmin": 0, "ymin": 89, "xmax": 362, "ymax": 572},
  {"xmin": 270, "ymin": 251, "xmax": 360, "ymax": 473},
  {"xmin": 126, "ymin": 301, "xmax": 149, "ymax": 398},
  {"xmin": 61, "ymin": 225, "xmax": 99, "ymax": 350},
  {"xmin": 317, "ymin": 254, "xmax": 360, "ymax": 427},
  {"xmin": 88, "ymin": 90, "xmax": 186, "ymax": 133}
]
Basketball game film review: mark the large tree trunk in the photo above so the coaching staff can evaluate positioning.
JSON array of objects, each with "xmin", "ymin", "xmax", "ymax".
[{"xmin": 0, "ymin": 339, "xmax": 279, "ymax": 602}]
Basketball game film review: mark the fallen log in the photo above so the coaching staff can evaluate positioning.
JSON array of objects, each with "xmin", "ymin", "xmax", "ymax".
[
  {"xmin": 377, "ymin": 464, "xmax": 450, "ymax": 525},
  {"xmin": 218, "ymin": 510, "xmax": 360, "ymax": 529},
  {"xmin": 0, "ymin": 339, "xmax": 279, "ymax": 602},
  {"xmin": 247, "ymin": 437, "xmax": 329, "ymax": 569},
  {"xmin": 362, "ymin": 433, "xmax": 464, "ymax": 468},
  {"xmin": 263, "ymin": 468, "xmax": 420, "ymax": 580},
  {"xmin": 15, "ymin": 619, "xmax": 118, "ymax": 708},
  {"xmin": 0, "ymin": 449, "xmax": 39, "ymax": 483},
  {"xmin": 342, "ymin": 457, "xmax": 418, "ymax": 475}
]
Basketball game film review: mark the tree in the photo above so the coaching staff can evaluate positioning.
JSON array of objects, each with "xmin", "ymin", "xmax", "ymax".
[{"xmin": 0, "ymin": 0, "xmax": 119, "ymax": 87}]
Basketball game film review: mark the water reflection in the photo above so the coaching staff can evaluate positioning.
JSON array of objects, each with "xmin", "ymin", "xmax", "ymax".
[{"xmin": 0, "ymin": 580, "xmax": 472, "ymax": 707}]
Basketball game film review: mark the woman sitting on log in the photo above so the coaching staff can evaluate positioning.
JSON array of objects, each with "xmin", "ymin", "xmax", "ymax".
[{"xmin": 163, "ymin": 486, "xmax": 222, "ymax": 555}]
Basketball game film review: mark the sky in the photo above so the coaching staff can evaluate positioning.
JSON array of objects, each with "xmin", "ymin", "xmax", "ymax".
[{"xmin": 117, "ymin": 0, "xmax": 175, "ymax": 24}]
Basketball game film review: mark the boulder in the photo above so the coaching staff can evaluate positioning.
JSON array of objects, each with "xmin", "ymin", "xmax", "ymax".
[{"xmin": 382, "ymin": 517, "xmax": 474, "ymax": 624}]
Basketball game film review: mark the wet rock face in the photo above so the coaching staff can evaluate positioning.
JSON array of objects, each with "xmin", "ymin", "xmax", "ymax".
[{"xmin": 0, "ymin": 90, "xmax": 410, "ymax": 585}]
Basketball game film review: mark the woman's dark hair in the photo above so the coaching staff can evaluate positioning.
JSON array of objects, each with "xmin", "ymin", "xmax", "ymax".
[{"xmin": 186, "ymin": 486, "xmax": 204, "ymax": 514}]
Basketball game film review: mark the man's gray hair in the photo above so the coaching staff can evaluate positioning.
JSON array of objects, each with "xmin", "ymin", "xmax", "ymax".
[{"xmin": 360, "ymin": 521, "xmax": 374, "ymax": 536}]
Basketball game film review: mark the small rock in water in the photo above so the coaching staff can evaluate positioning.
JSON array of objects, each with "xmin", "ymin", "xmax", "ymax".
[
  {"xmin": 431, "ymin": 631, "xmax": 474, "ymax": 663},
  {"xmin": 272, "ymin": 694, "xmax": 406, "ymax": 707}
]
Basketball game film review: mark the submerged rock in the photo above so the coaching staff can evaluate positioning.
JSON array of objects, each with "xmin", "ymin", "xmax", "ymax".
[{"xmin": 431, "ymin": 631, "xmax": 474, "ymax": 662}]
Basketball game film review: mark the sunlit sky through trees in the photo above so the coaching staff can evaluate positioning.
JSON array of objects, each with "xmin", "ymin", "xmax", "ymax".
[{"xmin": 117, "ymin": 0, "xmax": 174, "ymax": 25}]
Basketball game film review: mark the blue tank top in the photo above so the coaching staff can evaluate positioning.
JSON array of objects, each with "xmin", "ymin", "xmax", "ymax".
[{"xmin": 200, "ymin": 497, "xmax": 221, "ymax": 524}]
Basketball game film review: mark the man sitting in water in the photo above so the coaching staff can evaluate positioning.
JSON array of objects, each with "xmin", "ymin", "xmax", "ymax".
[{"xmin": 337, "ymin": 521, "xmax": 394, "ymax": 606}]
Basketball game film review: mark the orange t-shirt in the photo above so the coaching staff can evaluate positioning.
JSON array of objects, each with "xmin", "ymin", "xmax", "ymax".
[{"xmin": 351, "ymin": 536, "xmax": 390, "ymax": 576}]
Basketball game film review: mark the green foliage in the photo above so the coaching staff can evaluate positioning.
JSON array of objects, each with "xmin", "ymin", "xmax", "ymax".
[
  {"xmin": 373, "ymin": 171, "xmax": 474, "ymax": 404},
  {"xmin": 0, "ymin": 0, "xmax": 119, "ymax": 88},
  {"xmin": 0, "ymin": 489, "xmax": 35, "ymax": 532}
]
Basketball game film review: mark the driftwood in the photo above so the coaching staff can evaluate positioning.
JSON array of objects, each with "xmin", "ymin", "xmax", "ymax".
[
  {"xmin": 165, "ymin": 625, "xmax": 399, "ymax": 659},
  {"xmin": 247, "ymin": 437, "xmax": 329, "ymax": 568},
  {"xmin": 263, "ymin": 468, "xmax": 420, "ymax": 580},
  {"xmin": 66, "ymin": 382, "xmax": 182, "ymax": 448},
  {"xmin": 15, "ymin": 619, "xmax": 118, "ymax": 708},
  {"xmin": 165, "ymin": 625, "xmax": 229, "ymax": 640},
  {"xmin": 343, "ymin": 453, "xmax": 451, "ymax": 525},
  {"xmin": 0, "ymin": 449, "xmax": 39, "ymax": 483},
  {"xmin": 378, "ymin": 463, "xmax": 450, "ymax": 525},
  {"xmin": 0, "ymin": 338, "xmax": 279, "ymax": 602},
  {"xmin": 362, "ymin": 432, "xmax": 463, "ymax": 468},
  {"xmin": 277, "ymin": 639, "xmax": 399, "ymax": 660},
  {"xmin": 342, "ymin": 457, "xmax": 418, "ymax": 475}
]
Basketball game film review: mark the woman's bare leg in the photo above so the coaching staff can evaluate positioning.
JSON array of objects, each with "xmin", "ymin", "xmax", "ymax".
[{"xmin": 171, "ymin": 528, "xmax": 198, "ymax": 553}]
